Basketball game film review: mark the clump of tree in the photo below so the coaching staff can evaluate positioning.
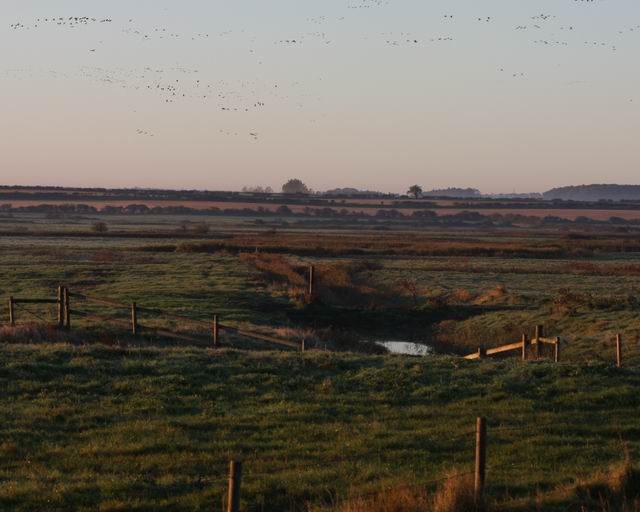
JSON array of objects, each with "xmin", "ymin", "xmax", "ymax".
[
  {"xmin": 242, "ymin": 186, "xmax": 274, "ymax": 193},
  {"xmin": 282, "ymin": 179, "xmax": 310, "ymax": 194},
  {"xmin": 407, "ymin": 185, "xmax": 423, "ymax": 198},
  {"xmin": 421, "ymin": 188, "xmax": 481, "ymax": 198}
]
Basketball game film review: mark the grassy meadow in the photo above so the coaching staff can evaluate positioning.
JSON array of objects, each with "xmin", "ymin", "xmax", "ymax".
[
  {"xmin": 2, "ymin": 345, "xmax": 640, "ymax": 511},
  {"xmin": 2, "ymin": 211, "xmax": 640, "ymax": 509}
]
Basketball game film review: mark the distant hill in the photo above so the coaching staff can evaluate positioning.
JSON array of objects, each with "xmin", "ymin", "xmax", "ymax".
[{"xmin": 544, "ymin": 185, "xmax": 640, "ymax": 201}]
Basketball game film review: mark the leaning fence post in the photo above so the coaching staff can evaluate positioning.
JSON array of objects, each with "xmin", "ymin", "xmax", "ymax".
[
  {"xmin": 521, "ymin": 334, "xmax": 528, "ymax": 361},
  {"xmin": 131, "ymin": 302, "xmax": 138, "ymax": 337},
  {"xmin": 213, "ymin": 315, "xmax": 219, "ymax": 347},
  {"xmin": 57, "ymin": 286, "xmax": 65, "ymax": 328},
  {"xmin": 227, "ymin": 460, "xmax": 242, "ymax": 512},
  {"xmin": 474, "ymin": 417, "xmax": 487, "ymax": 503},
  {"xmin": 64, "ymin": 287, "xmax": 71, "ymax": 329},
  {"xmin": 616, "ymin": 334, "xmax": 622, "ymax": 368},
  {"xmin": 9, "ymin": 296, "xmax": 15, "ymax": 326}
]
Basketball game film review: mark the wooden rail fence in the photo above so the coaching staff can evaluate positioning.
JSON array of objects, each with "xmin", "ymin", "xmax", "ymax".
[
  {"xmin": 465, "ymin": 324, "xmax": 561, "ymax": 362},
  {"xmin": 6, "ymin": 285, "xmax": 303, "ymax": 351}
]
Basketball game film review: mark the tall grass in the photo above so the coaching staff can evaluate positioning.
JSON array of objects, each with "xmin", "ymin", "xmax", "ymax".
[
  {"xmin": 317, "ymin": 471, "xmax": 481, "ymax": 512},
  {"xmin": 433, "ymin": 472, "xmax": 480, "ymax": 512},
  {"xmin": 332, "ymin": 486, "xmax": 431, "ymax": 512}
]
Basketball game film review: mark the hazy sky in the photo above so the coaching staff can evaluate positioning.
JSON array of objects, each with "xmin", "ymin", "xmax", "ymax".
[{"xmin": 1, "ymin": 0, "xmax": 639, "ymax": 193}]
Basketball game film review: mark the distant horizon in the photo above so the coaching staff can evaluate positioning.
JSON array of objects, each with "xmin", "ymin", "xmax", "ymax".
[{"xmin": 3, "ymin": 181, "xmax": 640, "ymax": 197}]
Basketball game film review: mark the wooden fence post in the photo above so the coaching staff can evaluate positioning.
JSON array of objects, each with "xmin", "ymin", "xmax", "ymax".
[
  {"xmin": 301, "ymin": 339, "xmax": 305, "ymax": 352},
  {"xmin": 64, "ymin": 287, "xmax": 71, "ymax": 329},
  {"xmin": 213, "ymin": 315, "xmax": 219, "ymax": 347},
  {"xmin": 477, "ymin": 346, "xmax": 487, "ymax": 360},
  {"xmin": 9, "ymin": 297, "xmax": 15, "ymax": 326},
  {"xmin": 534, "ymin": 325, "xmax": 543, "ymax": 359},
  {"xmin": 474, "ymin": 417, "xmax": 487, "ymax": 503},
  {"xmin": 227, "ymin": 460, "xmax": 242, "ymax": 512},
  {"xmin": 521, "ymin": 334, "xmax": 528, "ymax": 361},
  {"xmin": 308, "ymin": 265, "xmax": 315, "ymax": 299},
  {"xmin": 616, "ymin": 334, "xmax": 622, "ymax": 368},
  {"xmin": 554, "ymin": 337, "xmax": 560, "ymax": 363},
  {"xmin": 57, "ymin": 286, "xmax": 65, "ymax": 328},
  {"xmin": 131, "ymin": 302, "xmax": 138, "ymax": 337}
]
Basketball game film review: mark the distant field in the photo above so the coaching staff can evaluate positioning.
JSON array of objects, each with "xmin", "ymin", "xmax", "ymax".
[
  {"xmin": 439, "ymin": 208, "xmax": 640, "ymax": 221},
  {"xmin": 5, "ymin": 198, "xmax": 640, "ymax": 220}
]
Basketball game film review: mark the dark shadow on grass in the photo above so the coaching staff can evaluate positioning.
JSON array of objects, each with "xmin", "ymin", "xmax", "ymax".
[{"xmin": 287, "ymin": 302, "xmax": 513, "ymax": 354}]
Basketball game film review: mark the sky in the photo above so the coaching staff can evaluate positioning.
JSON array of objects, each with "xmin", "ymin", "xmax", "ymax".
[{"xmin": 1, "ymin": 0, "xmax": 639, "ymax": 194}]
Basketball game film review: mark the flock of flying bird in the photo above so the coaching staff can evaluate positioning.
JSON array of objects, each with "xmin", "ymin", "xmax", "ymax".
[
  {"xmin": 6, "ymin": 2, "xmax": 639, "ymax": 141},
  {"xmin": 9, "ymin": 16, "xmax": 113, "ymax": 30}
]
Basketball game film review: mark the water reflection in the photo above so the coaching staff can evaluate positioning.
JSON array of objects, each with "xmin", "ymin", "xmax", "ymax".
[{"xmin": 375, "ymin": 341, "xmax": 432, "ymax": 356}]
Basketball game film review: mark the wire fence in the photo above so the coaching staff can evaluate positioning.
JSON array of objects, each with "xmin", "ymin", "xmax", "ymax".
[
  {"xmin": 13, "ymin": 302, "xmax": 54, "ymax": 324},
  {"xmin": 189, "ymin": 412, "xmax": 640, "ymax": 512},
  {"xmin": 4, "ymin": 286, "xmax": 639, "ymax": 368},
  {"xmin": 188, "ymin": 415, "xmax": 617, "ymax": 511},
  {"xmin": 3, "ymin": 285, "xmax": 303, "ymax": 352}
]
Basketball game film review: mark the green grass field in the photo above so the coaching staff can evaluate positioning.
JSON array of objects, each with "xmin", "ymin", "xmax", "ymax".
[{"xmin": 1, "ymin": 344, "xmax": 639, "ymax": 511}]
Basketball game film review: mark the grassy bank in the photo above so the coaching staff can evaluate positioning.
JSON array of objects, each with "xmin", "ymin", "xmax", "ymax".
[{"xmin": 1, "ymin": 344, "xmax": 640, "ymax": 511}]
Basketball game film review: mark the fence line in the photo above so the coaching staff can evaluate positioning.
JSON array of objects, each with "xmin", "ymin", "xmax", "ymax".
[
  {"xmin": 465, "ymin": 324, "xmax": 561, "ymax": 363},
  {"xmin": 218, "ymin": 324, "xmax": 300, "ymax": 350},
  {"xmin": 214, "ymin": 417, "xmax": 487, "ymax": 510},
  {"xmin": 209, "ymin": 413, "xmax": 634, "ymax": 509},
  {"xmin": 3, "ymin": 287, "xmax": 634, "ymax": 364},
  {"xmin": 4, "ymin": 285, "xmax": 303, "ymax": 352},
  {"xmin": 13, "ymin": 302, "xmax": 53, "ymax": 324},
  {"xmin": 73, "ymin": 291, "xmax": 213, "ymax": 328},
  {"xmin": 180, "ymin": 412, "xmax": 628, "ymax": 507}
]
